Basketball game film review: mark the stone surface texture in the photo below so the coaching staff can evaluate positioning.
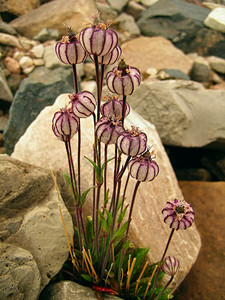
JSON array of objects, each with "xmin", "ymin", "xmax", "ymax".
[
  {"xmin": 0, "ymin": 67, "xmax": 13, "ymax": 102},
  {"xmin": 40, "ymin": 281, "xmax": 123, "ymax": 300},
  {"xmin": 3, "ymin": 67, "xmax": 75, "ymax": 154},
  {"xmin": 0, "ymin": 154, "xmax": 73, "ymax": 293},
  {"xmin": 12, "ymin": 93, "xmax": 201, "ymax": 291},
  {"xmin": 0, "ymin": 33, "xmax": 21, "ymax": 48},
  {"xmin": 10, "ymin": 0, "xmax": 96, "ymax": 38},
  {"xmin": 121, "ymin": 36, "xmax": 192, "ymax": 74},
  {"xmin": 174, "ymin": 181, "xmax": 225, "ymax": 300},
  {"xmin": 0, "ymin": 243, "xmax": 41, "ymax": 300},
  {"xmin": 128, "ymin": 80, "xmax": 225, "ymax": 148},
  {"xmin": 190, "ymin": 56, "xmax": 211, "ymax": 82},
  {"xmin": 0, "ymin": 0, "xmax": 40, "ymax": 16},
  {"xmin": 107, "ymin": 0, "xmax": 129, "ymax": 12},
  {"xmin": 204, "ymin": 7, "xmax": 225, "ymax": 33},
  {"xmin": 207, "ymin": 55, "xmax": 225, "ymax": 74},
  {"xmin": 115, "ymin": 13, "xmax": 141, "ymax": 35}
]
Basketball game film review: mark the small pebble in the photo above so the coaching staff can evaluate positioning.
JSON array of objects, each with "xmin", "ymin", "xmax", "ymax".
[{"xmin": 4, "ymin": 57, "xmax": 21, "ymax": 74}]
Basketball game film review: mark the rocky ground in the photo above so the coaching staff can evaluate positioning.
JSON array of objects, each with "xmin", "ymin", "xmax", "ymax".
[{"xmin": 0, "ymin": 0, "xmax": 225, "ymax": 299}]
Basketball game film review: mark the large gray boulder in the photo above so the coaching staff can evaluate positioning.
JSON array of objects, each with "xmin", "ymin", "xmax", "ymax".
[
  {"xmin": 0, "ymin": 155, "xmax": 73, "ymax": 298},
  {"xmin": 128, "ymin": 80, "xmax": 225, "ymax": 148},
  {"xmin": 12, "ymin": 93, "xmax": 201, "ymax": 291}
]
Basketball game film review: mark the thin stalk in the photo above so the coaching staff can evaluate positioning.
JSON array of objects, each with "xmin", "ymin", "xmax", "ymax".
[
  {"xmin": 104, "ymin": 144, "xmax": 108, "ymax": 208},
  {"xmin": 72, "ymin": 63, "xmax": 79, "ymax": 94},
  {"xmin": 121, "ymin": 95, "xmax": 127, "ymax": 126},
  {"xmin": 111, "ymin": 179, "xmax": 122, "ymax": 235},
  {"xmin": 95, "ymin": 183, "xmax": 102, "ymax": 265},
  {"xmin": 126, "ymin": 180, "xmax": 141, "ymax": 235},
  {"xmin": 94, "ymin": 55, "xmax": 101, "ymax": 121},
  {"xmin": 92, "ymin": 113, "xmax": 97, "ymax": 236},
  {"xmin": 77, "ymin": 121, "xmax": 81, "ymax": 201},
  {"xmin": 150, "ymin": 228, "xmax": 175, "ymax": 300},
  {"xmin": 116, "ymin": 155, "xmax": 131, "ymax": 181},
  {"xmin": 121, "ymin": 173, "xmax": 130, "ymax": 211},
  {"xmin": 101, "ymin": 241, "xmax": 113, "ymax": 278},
  {"xmin": 65, "ymin": 140, "xmax": 78, "ymax": 203},
  {"xmin": 100, "ymin": 64, "xmax": 105, "ymax": 94},
  {"xmin": 79, "ymin": 207, "xmax": 88, "ymax": 250},
  {"xmin": 153, "ymin": 276, "xmax": 174, "ymax": 300},
  {"xmin": 109, "ymin": 145, "xmax": 118, "ymax": 212}
]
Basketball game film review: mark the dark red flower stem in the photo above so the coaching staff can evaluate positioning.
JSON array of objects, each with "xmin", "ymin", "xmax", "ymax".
[
  {"xmin": 94, "ymin": 55, "xmax": 101, "ymax": 122},
  {"xmin": 72, "ymin": 64, "xmax": 79, "ymax": 94},
  {"xmin": 121, "ymin": 95, "xmax": 127, "ymax": 126},
  {"xmin": 150, "ymin": 228, "xmax": 175, "ymax": 300},
  {"xmin": 126, "ymin": 180, "xmax": 141, "ymax": 235}
]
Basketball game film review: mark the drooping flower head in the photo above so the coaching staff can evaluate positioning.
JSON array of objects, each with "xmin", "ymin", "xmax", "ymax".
[
  {"xmin": 52, "ymin": 106, "xmax": 79, "ymax": 142},
  {"xmin": 128, "ymin": 149, "xmax": 159, "ymax": 182},
  {"xmin": 162, "ymin": 199, "xmax": 195, "ymax": 230},
  {"xmin": 106, "ymin": 59, "xmax": 141, "ymax": 95},
  {"xmin": 69, "ymin": 91, "xmax": 96, "ymax": 118},
  {"xmin": 79, "ymin": 18, "xmax": 118, "ymax": 57},
  {"xmin": 95, "ymin": 115, "xmax": 124, "ymax": 145},
  {"xmin": 100, "ymin": 94, "xmax": 130, "ymax": 118},
  {"xmin": 55, "ymin": 26, "xmax": 87, "ymax": 65},
  {"xmin": 161, "ymin": 256, "xmax": 180, "ymax": 277},
  {"xmin": 90, "ymin": 45, "xmax": 122, "ymax": 65},
  {"xmin": 117, "ymin": 126, "xmax": 147, "ymax": 157}
]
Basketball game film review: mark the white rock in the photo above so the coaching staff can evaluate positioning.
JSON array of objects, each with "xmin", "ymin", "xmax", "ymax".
[
  {"xmin": 204, "ymin": 7, "xmax": 225, "ymax": 33},
  {"xmin": 12, "ymin": 94, "xmax": 201, "ymax": 291},
  {"xmin": 207, "ymin": 56, "xmax": 225, "ymax": 74},
  {"xmin": 107, "ymin": 0, "xmax": 129, "ymax": 12},
  {"xmin": 140, "ymin": 0, "xmax": 159, "ymax": 6},
  {"xmin": 33, "ymin": 58, "xmax": 45, "ymax": 66},
  {"xmin": 13, "ymin": 51, "xmax": 24, "ymax": 62},
  {"xmin": 30, "ymin": 44, "xmax": 44, "ymax": 58},
  {"xmin": 43, "ymin": 43, "xmax": 65, "ymax": 69},
  {"xmin": 19, "ymin": 56, "xmax": 34, "ymax": 71},
  {"xmin": 23, "ymin": 65, "xmax": 35, "ymax": 74},
  {"xmin": 0, "ymin": 33, "xmax": 21, "ymax": 48}
]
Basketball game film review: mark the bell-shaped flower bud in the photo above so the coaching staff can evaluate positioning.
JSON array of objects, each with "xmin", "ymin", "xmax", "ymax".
[
  {"xmin": 95, "ymin": 115, "xmax": 124, "ymax": 145},
  {"xmin": 79, "ymin": 21, "xmax": 118, "ymax": 57},
  {"xmin": 106, "ymin": 59, "xmax": 141, "ymax": 95},
  {"xmin": 161, "ymin": 256, "xmax": 180, "ymax": 277},
  {"xmin": 69, "ymin": 91, "xmax": 96, "ymax": 118},
  {"xmin": 128, "ymin": 150, "xmax": 159, "ymax": 182},
  {"xmin": 55, "ymin": 27, "xmax": 87, "ymax": 65},
  {"xmin": 100, "ymin": 94, "xmax": 130, "ymax": 118},
  {"xmin": 90, "ymin": 45, "xmax": 122, "ymax": 65},
  {"xmin": 162, "ymin": 199, "xmax": 195, "ymax": 230},
  {"xmin": 117, "ymin": 126, "xmax": 147, "ymax": 157},
  {"xmin": 52, "ymin": 106, "xmax": 79, "ymax": 142}
]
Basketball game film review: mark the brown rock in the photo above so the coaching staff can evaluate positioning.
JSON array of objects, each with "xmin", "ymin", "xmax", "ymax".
[
  {"xmin": 4, "ymin": 56, "xmax": 20, "ymax": 74},
  {"xmin": 174, "ymin": 181, "xmax": 225, "ymax": 300},
  {"xmin": 12, "ymin": 93, "xmax": 201, "ymax": 291},
  {"xmin": 0, "ymin": 33, "xmax": 21, "ymax": 48},
  {"xmin": 121, "ymin": 36, "xmax": 192, "ymax": 74},
  {"xmin": 0, "ymin": 0, "xmax": 40, "ymax": 16},
  {"xmin": 210, "ymin": 82, "xmax": 225, "ymax": 90},
  {"xmin": 10, "ymin": 0, "xmax": 96, "ymax": 39}
]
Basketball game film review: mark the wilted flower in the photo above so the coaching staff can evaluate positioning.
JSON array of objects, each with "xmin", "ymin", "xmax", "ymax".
[
  {"xmin": 128, "ymin": 150, "xmax": 159, "ymax": 182},
  {"xmin": 69, "ymin": 91, "xmax": 96, "ymax": 118},
  {"xmin": 117, "ymin": 126, "xmax": 147, "ymax": 157},
  {"xmin": 52, "ymin": 106, "xmax": 79, "ymax": 142},
  {"xmin": 106, "ymin": 59, "xmax": 141, "ymax": 95},
  {"xmin": 161, "ymin": 256, "xmax": 180, "ymax": 277},
  {"xmin": 95, "ymin": 115, "xmax": 124, "ymax": 145},
  {"xmin": 162, "ymin": 199, "xmax": 195, "ymax": 230},
  {"xmin": 100, "ymin": 94, "xmax": 130, "ymax": 118},
  {"xmin": 79, "ymin": 21, "xmax": 118, "ymax": 57},
  {"xmin": 55, "ymin": 27, "xmax": 87, "ymax": 65},
  {"xmin": 90, "ymin": 45, "xmax": 122, "ymax": 65}
]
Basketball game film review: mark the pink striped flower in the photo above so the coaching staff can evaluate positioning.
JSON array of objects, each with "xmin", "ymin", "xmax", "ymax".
[
  {"xmin": 106, "ymin": 59, "xmax": 141, "ymax": 95},
  {"xmin": 100, "ymin": 95, "xmax": 130, "ymax": 118},
  {"xmin": 55, "ymin": 29, "xmax": 87, "ymax": 65},
  {"xmin": 90, "ymin": 45, "xmax": 122, "ymax": 65},
  {"xmin": 162, "ymin": 256, "xmax": 180, "ymax": 277},
  {"xmin": 69, "ymin": 91, "xmax": 96, "ymax": 118},
  {"xmin": 162, "ymin": 199, "xmax": 195, "ymax": 230},
  {"xmin": 117, "ymin": 126, "xmax": 147, "ymax": 157},
  {"xmin": 128, "ymin": 151, "xmax": 159, "ymax": 182},
  {"xmin": 79, "ymin": 22, "xmax": 118, "ymax": 57},
  {"xmin": 52, "ymin": 107, "xmax": 79, "ymax": 142},
  {"xmin": 95, "ymin": 116, "xmax": 124, "ymax": 145}
]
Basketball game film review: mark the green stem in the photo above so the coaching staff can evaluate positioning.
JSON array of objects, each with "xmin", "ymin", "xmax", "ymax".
[{"xmin": 153, "ymin": 276, "xmax": 174, "ymax": 300}]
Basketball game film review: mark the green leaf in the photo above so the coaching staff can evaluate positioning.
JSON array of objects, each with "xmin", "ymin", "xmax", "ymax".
[
  {"xmin": 100, "ymin": 156, "xmax": 115, "ymax": 181},
  {"xmin": 104, "ymin": 189, "xmax": 109, "ymax": 206},
  {"xmin": 105, "ymin": 210, "xmax": 113, "ymax": 228},
  {"xmin": 80, "ymin": 186, "xmax": 95, "ymax": 207},
  {"xmin": 84, "ymin": 156, "xmax": 101, "ymax": 183},
  {"xmin": 63, "ymin": 173, "xmax": 78, "ymax": 200},
  {"xmin": 112, "ymin": 221, "xmax": 128, "ymax": 242},
  {"xmin": 130, "ymin": 247, "xmax": 149, "ymax": 281},
  {"xmin": 98, "ymin": 211, "xmax": 108, "ymax": 232},
  {"xmin": 86, "ymin": 216, "xmax": 94, "ymax": 249},
  {"xmin": 81, "ymin": 274, "xmax": 92, "ymax": 282},
  {"xmin": 117, "ymin": 205, "xmax": 128, "ymax": 224}
]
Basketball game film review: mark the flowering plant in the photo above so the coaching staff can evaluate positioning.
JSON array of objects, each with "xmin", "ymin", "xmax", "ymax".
[{"xmin": 52, "ymin": 16, "xmax": 195, "ymax": 300}]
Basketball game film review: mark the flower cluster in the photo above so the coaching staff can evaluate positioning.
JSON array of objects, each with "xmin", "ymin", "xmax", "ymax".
[{"xmin": 51, "ymin": 16, "xmax": 195, "ymax": 300}]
